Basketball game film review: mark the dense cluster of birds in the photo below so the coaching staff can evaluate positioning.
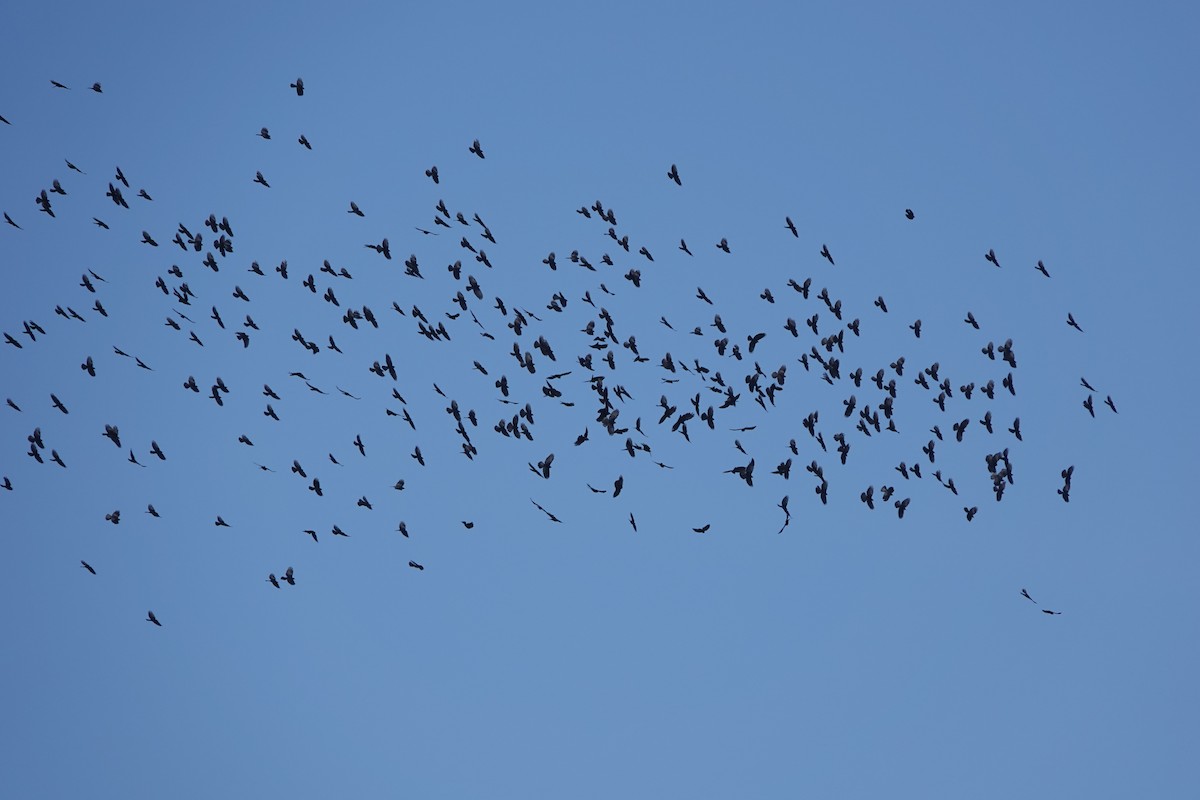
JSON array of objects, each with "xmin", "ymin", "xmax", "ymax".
[{"xmin": 2, "ymin": 77, "xmax": 1118, "ymax": 626}]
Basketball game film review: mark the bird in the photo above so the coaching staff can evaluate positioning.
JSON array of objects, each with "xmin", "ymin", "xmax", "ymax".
[
  {"xmin": 81, "ymin": 560, "xmax": 96, "ymax": 575},
  {"xmin": 469, "ymin": 139, "xmax": 485, "ymax": 158},
  {"xmin": 146, "ymin": 611, "xmax": 162, "ymax": 626},
  {"xmin": 90, "ymin": 82, "xmax": 102, "ymax": 93},
  {"xmin": 267, "ymin": 574, "xmax": 281, "ymax": 589},
  {"xmin": 409, "ymin": 561, "xmax": 425, "ymax": 571},
  {"xmin": 1067, "ymin": 313, "xmax": 1084, "ymax": 332},
  {"xmin": 985, "ymin": 248, "xmax": 1000, "ymax": 267},
  {"xmin": 784, "ymin": 217, "xmax": 798, "ymax": 237},
  {"xmin": 905, "ymin": 209, "xmax": 914, "ymax": 219},
  {"xmin": 1021, "ymin": 589, "xmax": 1037, "ymax": 604},
  {"xmin": 667, "ymin": 163, "xmax": 681, "ymax": 185},
  {"xmin": 425, "ymin": 165, "xmax": 439, "ymax": 184},
  {"xmin": 1036, "ymin": 260, "xmax": 1050, "ymax": 277},
  {"xmin": 253, "ymin": 171, "xmax": 270, "ymax": 187},
  {"xmin": 298, "ymin": 134, "xmax": 311, "ymax": 149},
  {"xmin": 290, "ymin": 77, "xmax": 304, "ymax": 96},
  {"xmin": 820, "ymin": 244, "xmax": 835, "ymax": 265},
  {"xmin": 51, "ymin": 80, "xmax": 70, "ymax": 90},
  {"xmin": 282, "ymin": 567, "xmax": 295, "ymax": 586}
]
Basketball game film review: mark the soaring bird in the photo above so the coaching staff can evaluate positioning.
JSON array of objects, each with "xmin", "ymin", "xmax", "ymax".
[
  {"xmin": 146, "ymin": 611, "xmax": 162, "ymax": 626},
  {"xmin": 81, "ymin": 560, "xmax": 96, "ymax": 575},
  {"xmin": 667, "ymin": 163, "xmax": 681, "ymax": 185},
  {"xmin": 985, "ymin": 248, "xmax": 1000, "ymax": 267},
  {"xmin": 290, "ymin": 77, "xmax": 304, "ymax": 96},
  {"xmin": 470, "ymin": 139, "xmax": 485, "ymax": 159}
]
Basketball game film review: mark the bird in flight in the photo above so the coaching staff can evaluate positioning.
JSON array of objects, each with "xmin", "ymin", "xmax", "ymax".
[
  {"xmin": 146, "ymin": 611, "xmax": 162, "ymax": 626},
  {"xmin": 667, "ymin": 164, "xmax": 681, "ymax": 185},
  {"xmin": 470, "ymin": 139, "xmax": 485, "ymax": 159},
  {"xmin": 290, "ymin": 77, "xmax": 304, "ymax": 96},
  {"xmin": 81, "ymin": 560, "xmax": 96, "ymax": 575}
]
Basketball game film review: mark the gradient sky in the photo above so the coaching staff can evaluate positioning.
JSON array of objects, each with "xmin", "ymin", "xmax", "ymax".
[{"xmin": 2, "ymin": 3, "xmax": 1198, "ymax": 798}]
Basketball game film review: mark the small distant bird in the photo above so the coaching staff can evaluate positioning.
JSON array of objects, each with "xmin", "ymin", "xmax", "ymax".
[
  {"xmin": 298, "ymin": 134, "xmax": 311, "ymax": 149},
  {"xmin": 820, "ymin": 244, "xmax": 835, "ymax": 265},
  {"xmin": 667, "ymin": 163, "xmax": 681, "ymax": 185},
  {"xmin": 348, "ymin": 201, "xmax": 364, "ymax": 216},
  {"xmin": 784, "ymin": 217, "xmax": 798, "ymax": 237},
  {"xmin": 51, "ymin": 80, "xmax": 70, "ymax": 90},
  {"xmin": 146, "ymin": 610, "xmax": 162, "ymax": 626},
  {"xmin": 90, "ymin": 82, "xmax": 102, "ymax": 93},
  {"xmin": 985, "ymin": 248, "xmax": 1000, "ymax": 267},
  {"xmin": 282, "ymin": 567, "xmax": 295, "ymax": 586},
  {"xmin": 1066, "ymin": 313, "xmax": 1083, "ymax": 332},
  {"xmin": 1104, "ymin": 395, "xmax": 1117, "ymax": 413},
  {"xmin": 81, "ymin": 560, "xmax": 96, "ymax": 575},
  {"xmin": 267, "ymin": 574, "xmax": 281, "ymax": 589},
  {"xmin": 964, "ymin": 506, "xmax": 978, "ymax": 522},
  {"xmin": 253, "ymin": 171, "xmax": 270, "ymax": 187},
  {"xmin": 425, "ymin": 165, "xmax": 439, "ymax": 184},
  {"xmin": 905, "ymin": 209, "xmax": 914, "ymax": 220},
  {"xmin": 1021, "ymin": 589, "xmax": 1037, "ymax": 604},
  {"xmin": 257, "ymin": 127, "xmax": 271, "ymax": 140},
  {"xmin": 1041, "ymin": 609, "xmax": 1062, "ymax": 616},
  {"xmin": 1036, "ymin": 260, "xmax": 1050, "ymax": 277},
  {"xmin": 409, "ymin": 560, "xmax": 424, "ymax": 571},
  {"xmin": 290, "ymin": 77, "xmax": 304, "ymax": 96},
  {"xmin": 469, "ymin": 139, "xmax": 485, "ymax": 158}
]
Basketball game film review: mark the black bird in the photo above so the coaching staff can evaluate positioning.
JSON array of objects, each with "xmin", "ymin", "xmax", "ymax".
[
  {"xmin": 905, "ymin": 209, "xmax": 914, "ymax": 219},
  {"xmin": 820, "ymin": 244, "xmax": 835, "ymax": 265},
  {"xmin": 985, "ymin": 248, "xmax": 1000, "ymax": 267},
  {"xmin": 784, "ymin": 217, "xmax": 798, "ymax": 238},
  {"xmin": 965, "ymin": 311, "xmax": 979, "ymax": 329},
  {"xmin": 267, "ymin": 574, "xmax": 281, "ymax": 589},
  {"xmin": 470, "ymin": 139, "xmax": 485, "ymax": 159},
  {"xmin": 90, "ymin": 82, "xmax": 102, "ymax": 93},
  {"xmin": 298, "ymin": 134, "xmax": 311, "ymax": 149},
  {"xmin": 51, "ymin": 80, "xmax": 70, "ymax": 90},
  {"xmin": 81, "ymin": 560, "xmax": 96, "ymax": 575},
  {"xmin": 425, "ymin": 165, "xmax": 439, "ymax": 184},
  {"xmin": 409, "ymin": 561, "xmax": 424, "ymax": 571},
  {"xmin": 290, "ymin": 77, "xmax": 304, "ymax": 96},
  {"xmin": 283, "ymin": 567, "xmax": 295, "ymax": 586},
  {"xmin": 1067, "ymin": 313, "xmax": 1083, "ymax": 332},
  {"xmin": 1105, "ymin": 395, "xmax": 1118, "ymax": 414},
  {"xmin": 253, "ymin": 171, "xmax": 270, "ymax": 187},
  {"xmin": 1036, "ymin": 260, "xmax": 1050, "ymax": 277},
  {"xmin": 964, "ymin": 506, "xmax": 978, "ymax": 521},
  {"xmin": 667, "ymin": 163, "xmax": 681, "ymax": 185},
  {"xmin": 146, "ymin": 611, "xmax": 162, "ymax": 627},
  {"xmin": 1021, "ymin": 589, "xmax": 1037, "ymax": 604},
  {"xmin": 1083, "ymin": 395, "xmax": 1095, "ymax": 417}
]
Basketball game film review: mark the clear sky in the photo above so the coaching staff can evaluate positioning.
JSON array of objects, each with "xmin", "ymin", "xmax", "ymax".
[{"xmin": 2, "ymin": 2, "xmax": 1197, "ymax": 798}]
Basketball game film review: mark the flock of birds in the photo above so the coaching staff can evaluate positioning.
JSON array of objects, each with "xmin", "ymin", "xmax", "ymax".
[{"xmin": 2, "ymin": 77, "xmax": 1118, "ymax": 626}]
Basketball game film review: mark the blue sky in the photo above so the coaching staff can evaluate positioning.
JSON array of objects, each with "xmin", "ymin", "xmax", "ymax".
[{"xmin": 1, "ymin": 2, "xmax": 1197, "ymax": 797}]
